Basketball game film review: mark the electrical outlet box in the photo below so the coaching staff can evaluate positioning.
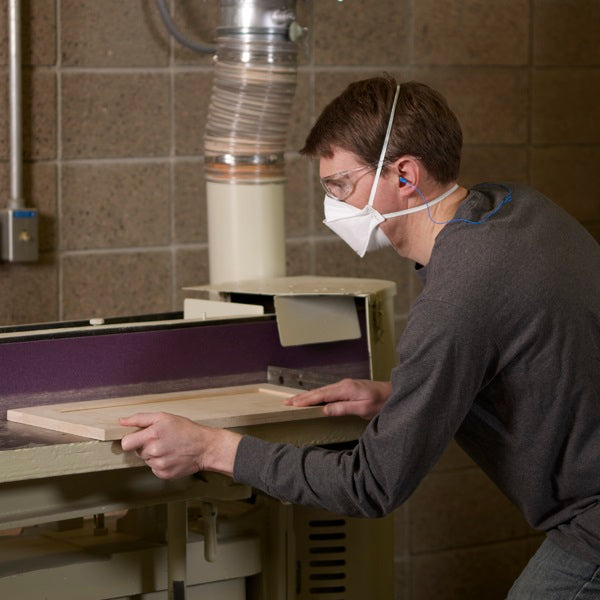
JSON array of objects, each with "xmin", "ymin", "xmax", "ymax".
[{"xmin": 1, "ymin": 208, "xmax": 39, "ymax": 262}]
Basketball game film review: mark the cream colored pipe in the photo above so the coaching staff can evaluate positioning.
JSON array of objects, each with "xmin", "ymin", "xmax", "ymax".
[{"xmin": 207, "ymin": 181, "xmax": 285, "ymax": 284}]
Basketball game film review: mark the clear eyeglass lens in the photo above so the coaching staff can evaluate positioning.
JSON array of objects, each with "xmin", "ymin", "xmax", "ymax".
[
  {"xmin": 323, "ymin": 177, "xmax": 350, "ymax": 200},
  {"xmin": 321, "ymin": 164, "xmax": 374, "ymax": 201}
]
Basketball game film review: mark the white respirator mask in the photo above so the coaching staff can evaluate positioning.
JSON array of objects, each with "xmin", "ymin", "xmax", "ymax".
[{"xmin": 322, "ymin": 85, "xmax": 458, "ymax": 257}]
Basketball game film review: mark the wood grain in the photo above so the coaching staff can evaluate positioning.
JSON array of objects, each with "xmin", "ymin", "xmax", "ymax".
[{"xmin": 6, "ymin": 384, "xmax": 323, "ymax": 441}]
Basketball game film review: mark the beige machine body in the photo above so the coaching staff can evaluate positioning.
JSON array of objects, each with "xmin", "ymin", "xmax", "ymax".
[{"xmin": 0, "ymin": 276, "xmax": 397, "ymax": 599}]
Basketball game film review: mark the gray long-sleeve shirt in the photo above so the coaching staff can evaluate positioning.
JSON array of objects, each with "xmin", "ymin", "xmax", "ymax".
[{"xmin": 233, "ymin": 183, "xmax": 600, "ymax": 564}]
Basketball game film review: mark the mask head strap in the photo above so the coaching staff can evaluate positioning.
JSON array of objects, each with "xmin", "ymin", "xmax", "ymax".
[{"xmin": 368, "ymin": 84, "xmax": 400, "ymax": 208}]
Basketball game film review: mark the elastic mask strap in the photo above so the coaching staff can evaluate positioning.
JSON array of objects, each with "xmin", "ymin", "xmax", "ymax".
[
  {"xmin": 367, "ymin": 84, "xmax": 401, "ymax": 208},
  {"xmin": 383, "ymin": 183, "xmax": 458, "ymax": 218}
]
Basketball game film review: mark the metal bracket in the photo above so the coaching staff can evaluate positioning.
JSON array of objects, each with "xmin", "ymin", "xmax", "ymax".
[{"xmin": 267, "ymin": 365, "xmax": 342, "ymax": 391}]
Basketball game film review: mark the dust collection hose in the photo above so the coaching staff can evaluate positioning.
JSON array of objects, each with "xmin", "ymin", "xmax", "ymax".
[
  {"xmin": 156, "ymin": 0, "xmax": 300, "ymax": 282},
  {"xmin": 155, "ymin": 0, "xmax": 298, "ymax": 182},
  {"xmin": 204, "ymin": 34, "xmax": 298, "ymax": 183},
  {"xmin": 205, "ymin": 1, "xmax": 298, "ymax": 183}
]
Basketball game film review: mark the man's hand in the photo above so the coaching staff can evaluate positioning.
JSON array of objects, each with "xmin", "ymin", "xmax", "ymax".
[
  {"xmin": 284, "ymin": 378, "xmax": 392, "ymax": 420},
  {"xmin": 119, "ymin": 413, "xmax": 242, "ymax": 480}
]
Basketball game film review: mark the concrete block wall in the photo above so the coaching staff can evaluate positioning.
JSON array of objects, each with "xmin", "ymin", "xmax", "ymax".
[{"xmin": 0, "ymin": 1, "xmax": 598, "ymax": 597}]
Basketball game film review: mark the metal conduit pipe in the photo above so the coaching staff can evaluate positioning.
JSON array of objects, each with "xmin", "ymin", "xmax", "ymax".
[
  {"xmin": 8, "ymin": 0, "xmax": 23, "ymax": 209},
  {"xmin": 2, "ymin": 0, "xmax": 38, "ymax": 263}
]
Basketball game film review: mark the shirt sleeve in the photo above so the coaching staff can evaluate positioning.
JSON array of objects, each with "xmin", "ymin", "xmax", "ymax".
[{"xmin": 233, "ymin": 298, "xmax": 496, "ymax": 517}]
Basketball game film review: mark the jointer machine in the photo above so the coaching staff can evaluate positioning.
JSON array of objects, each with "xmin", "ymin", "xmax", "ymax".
[{"xmin": 0, "ymin": 276, "xmax": 396, "ymax": 600}]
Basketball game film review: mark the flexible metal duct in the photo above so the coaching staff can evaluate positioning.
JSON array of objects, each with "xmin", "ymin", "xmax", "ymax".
[{"xmin": 204, "ymin": 1, "xmax": 298, "ymax": 183}]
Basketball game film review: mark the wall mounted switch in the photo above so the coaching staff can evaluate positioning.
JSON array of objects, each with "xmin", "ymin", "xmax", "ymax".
[{"xmin": 1, "ymin": 208, "xmax": 39, "ymax": 262}]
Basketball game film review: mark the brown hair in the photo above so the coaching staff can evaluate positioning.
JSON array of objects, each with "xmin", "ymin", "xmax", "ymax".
[{"xmin": 300, "ymin": 76, "xmax": 462, "ymax": 184}]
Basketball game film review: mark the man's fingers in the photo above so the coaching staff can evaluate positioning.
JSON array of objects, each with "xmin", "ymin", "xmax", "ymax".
[
  {"xmin": 119, "ymin": 413, "xmax": 162, "ymax": 452},
  {"xmin": 323, "ymin": 401, "xmax": 363, "ymax": 418},
  {"xmin": 323, "ymin": 402, "xmax": 342, "ymax": 417},
  {"xmin": 121, "ymin": 430, "xmax": 147, "ymax": 452},
  {"xmin": 119, "ymin": 412, "xmax": 161, "ymax": 428},
  {"xmin": 283, "ymin": 378, "xmax": 390, "ymax": 420},
  {"xmin": 284, "ymin": 381, "xmax": 350, "ymax": 406},
  {"xmin": 284, "ymin": 390, "xmax": 328, "ymax": 406}
]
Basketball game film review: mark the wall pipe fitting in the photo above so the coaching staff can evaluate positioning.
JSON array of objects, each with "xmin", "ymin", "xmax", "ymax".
[{"xmin": 155, "ymin": 0, "xmax": 216, "ymax": 55}]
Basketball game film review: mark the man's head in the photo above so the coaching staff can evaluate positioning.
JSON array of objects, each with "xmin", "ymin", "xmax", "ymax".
[{"xmin": 301, "ymin": 76, "xmax": 462, "ymax": 186}]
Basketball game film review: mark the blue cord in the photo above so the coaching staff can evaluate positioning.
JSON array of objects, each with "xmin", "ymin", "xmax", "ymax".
[{"xmin": 400, "ymin": 179, "xmax": 513, "ymax": 226}]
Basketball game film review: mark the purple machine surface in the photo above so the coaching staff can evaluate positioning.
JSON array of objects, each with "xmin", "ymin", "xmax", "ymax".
[{"xmin": 0, "ymin": 314, "xmax": 371, "ymax": 420}]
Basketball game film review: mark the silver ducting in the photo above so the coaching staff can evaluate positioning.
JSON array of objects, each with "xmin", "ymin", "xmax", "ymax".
[
  {"xmin": 205, "ymin": 1, "xmax": 298, "ymax": 183},
  {"xmin": 204, "ymin": 35, "xmax": 297, "ymax": 183},
  {"xmin": 217, "ymin": 0, "xmax": 297, "ymax": 36}
]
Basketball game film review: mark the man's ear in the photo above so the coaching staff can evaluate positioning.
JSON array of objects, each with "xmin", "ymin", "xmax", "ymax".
[{"xmin": 395, "ymin": 157, "xmax": 420, "ymax": 192}]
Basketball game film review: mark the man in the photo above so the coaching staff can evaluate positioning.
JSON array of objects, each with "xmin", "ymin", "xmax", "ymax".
[{"xmin": 120, "ymin": 77, "xmax": 600, "ymax": 597}]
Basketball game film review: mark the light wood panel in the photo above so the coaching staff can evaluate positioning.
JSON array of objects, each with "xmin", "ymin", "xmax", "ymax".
[{"xmin": 6, "ymin": 384, "xmax": 323, "ymax": 441}]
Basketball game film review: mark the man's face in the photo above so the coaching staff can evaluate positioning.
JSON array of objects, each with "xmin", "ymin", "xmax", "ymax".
[{"xmin": 320, "ymin": 149, "xmax": 400, "ymax": 215}]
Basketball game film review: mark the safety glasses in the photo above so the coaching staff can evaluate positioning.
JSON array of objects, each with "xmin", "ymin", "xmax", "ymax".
[{"xmin": 320, "ymin": 164, "xmax": 378, "ymax": 202}]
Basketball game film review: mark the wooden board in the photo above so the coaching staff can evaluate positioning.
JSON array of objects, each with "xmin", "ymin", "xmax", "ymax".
[{"xmin": 6, "ymin": 384, "xmax": 324, "ymax": 441}]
